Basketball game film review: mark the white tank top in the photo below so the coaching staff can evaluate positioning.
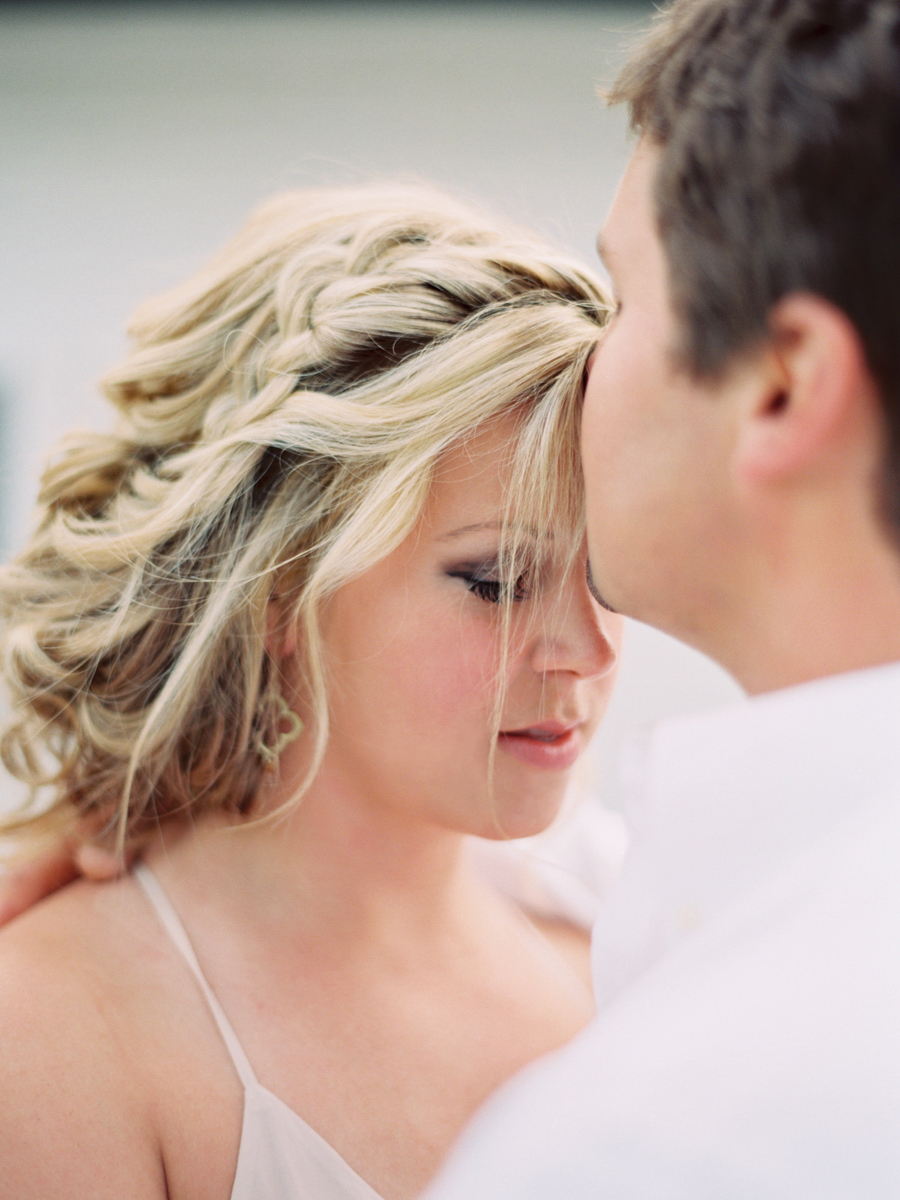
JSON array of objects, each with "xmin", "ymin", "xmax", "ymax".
[
  {"xmin": 133, "ymin": 806, "xmax": 626, "ymax": 1199},
  {"xmin": 134, "ymin": 864, "xmax": 385, "ymax": 1200}
]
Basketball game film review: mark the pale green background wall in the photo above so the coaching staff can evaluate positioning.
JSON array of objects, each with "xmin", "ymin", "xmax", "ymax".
[{"xmin": 0, "ymin": 2, "xmax": 742, "ymax": 815}]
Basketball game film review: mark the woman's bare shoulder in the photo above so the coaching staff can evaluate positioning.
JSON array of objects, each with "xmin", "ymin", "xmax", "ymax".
[
  {"xmin": 0, "ymin": 873, "xmax": 154, "ymax": 1007},
  {"xmin": 0, "ymin": 879, "xmax": 167, "ymax": 1198}
]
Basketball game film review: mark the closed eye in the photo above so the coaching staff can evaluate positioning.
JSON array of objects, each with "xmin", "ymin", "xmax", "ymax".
[{"xmin": 446, "ymin": 569, "xmax": 530, "ymax": 604}]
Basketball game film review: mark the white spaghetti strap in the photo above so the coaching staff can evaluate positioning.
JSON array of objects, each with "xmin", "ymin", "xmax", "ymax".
[{"xmin": 134, "ymin": 863, "xmax": 259, "ymax": 1090}]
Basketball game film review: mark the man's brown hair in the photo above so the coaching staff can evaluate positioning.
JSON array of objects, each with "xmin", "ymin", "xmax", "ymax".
[{"xmin": 611, "ymin": 0, "xmax": 900, "ymax": 522}]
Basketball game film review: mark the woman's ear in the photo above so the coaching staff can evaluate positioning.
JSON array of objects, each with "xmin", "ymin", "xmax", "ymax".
[
  {"xmin": 734, "ymin": 293, "xmax": 878, "ymax": 485},
  {"xmin": 265, "ymin": 596, "xmax": 298, "ymax": 657}
]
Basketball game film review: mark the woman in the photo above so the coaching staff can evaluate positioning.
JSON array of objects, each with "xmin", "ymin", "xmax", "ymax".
[{"xmin": 0, "ymin": 184, "xmax": 621, "ymax": 1199}]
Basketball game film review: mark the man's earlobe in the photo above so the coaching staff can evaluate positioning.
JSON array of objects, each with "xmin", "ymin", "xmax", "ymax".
[{"xmin": 735, "ymin": 293, "xmax": 874, "ymax": 485}]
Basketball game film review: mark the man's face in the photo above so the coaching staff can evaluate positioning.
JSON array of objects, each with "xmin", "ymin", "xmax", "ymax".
[{"xmin": 582, "ymin": 140, "xmax": 745, "ymax": 647}]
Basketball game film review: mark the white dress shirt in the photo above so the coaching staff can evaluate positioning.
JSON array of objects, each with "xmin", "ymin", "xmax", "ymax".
[
  {"xmin": 468, "ymin": 799, "xmax": 628, "ymax": 931},
  {"xmin": 425, "ymin": 663, "xmax": 900, "ymax": 1199}
]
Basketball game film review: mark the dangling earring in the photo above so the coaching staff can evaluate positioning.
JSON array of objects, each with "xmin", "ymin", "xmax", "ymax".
[{"xmin": 257, "ymin": 690, "xmax": 304, "ymax": 771}]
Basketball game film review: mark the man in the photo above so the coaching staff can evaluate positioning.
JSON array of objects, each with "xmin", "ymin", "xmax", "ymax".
[{"xmin": 425, "ymin": 0, "xmax": 900, "ymax": 1194}]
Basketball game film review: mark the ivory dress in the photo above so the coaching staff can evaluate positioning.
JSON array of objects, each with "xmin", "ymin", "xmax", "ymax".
[{"xmin": 134, "ymin": 801, "xmax": 627, "ymax": 1200}]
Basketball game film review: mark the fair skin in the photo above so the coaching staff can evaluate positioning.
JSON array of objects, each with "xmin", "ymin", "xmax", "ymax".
[
  {"xmin": 0, "ymin": 415, "xmax": 622, "ymax": 1200},
  {"xmin": 583, "ymin": 137, "xmax": 900, "ymax": 694}
]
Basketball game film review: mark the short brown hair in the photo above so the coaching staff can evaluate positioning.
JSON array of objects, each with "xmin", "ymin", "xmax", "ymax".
[{"xmin": 611, "ymin": 0, "xmax": 900, "ymax": 523}]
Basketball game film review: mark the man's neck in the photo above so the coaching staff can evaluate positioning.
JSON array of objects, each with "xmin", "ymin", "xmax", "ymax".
[{"xmin": 713, "ymin": 519, "xmax": 900, "ymax": 695}]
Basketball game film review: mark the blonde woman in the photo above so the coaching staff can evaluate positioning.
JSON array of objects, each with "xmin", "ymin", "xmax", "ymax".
[{"xmin": 0, "ymin": 185, "xmax": 621, "ymax": 1200}]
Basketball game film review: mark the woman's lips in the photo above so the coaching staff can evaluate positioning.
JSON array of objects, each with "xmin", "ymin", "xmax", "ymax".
[{"xmin": 496, "ymin": 722, "xmax": 583, "ymax": 770}]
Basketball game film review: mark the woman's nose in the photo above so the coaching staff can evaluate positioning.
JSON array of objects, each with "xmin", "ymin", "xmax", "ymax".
[{"xmin": 528, "ymin": 571, "xmax": 622, "ymax": 680}]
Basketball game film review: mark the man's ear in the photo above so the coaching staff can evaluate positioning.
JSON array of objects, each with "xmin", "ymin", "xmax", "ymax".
[{"xmin": 734, "ymin": 293, "xmax": 876, "ymax": 485}]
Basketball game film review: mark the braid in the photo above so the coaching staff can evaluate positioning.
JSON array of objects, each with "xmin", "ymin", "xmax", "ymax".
[{"xmin": 1, "ymin": 183, "xmax": 609, "ymax": 850}]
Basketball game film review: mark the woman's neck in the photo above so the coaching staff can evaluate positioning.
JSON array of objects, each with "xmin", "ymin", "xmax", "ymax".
[{"xmin": 146, "ymin": 766, "xmax": 493, "ymax": 965}]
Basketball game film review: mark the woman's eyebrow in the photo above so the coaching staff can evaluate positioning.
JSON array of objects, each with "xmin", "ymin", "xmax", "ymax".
[
  {"xmin": 440, "ymin": 522, "xmax": 547, "ymax": 542},
  {"xmin": 439, "ymin": 522, "xmax": 503, "ymax": 541}
]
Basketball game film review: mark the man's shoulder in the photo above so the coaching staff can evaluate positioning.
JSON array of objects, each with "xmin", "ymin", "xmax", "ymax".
[
  {"xmin": 425, "ymin": 796, "xmax": 900, "ymax": 1200},
  {"xmin": 591, "ymin": 788, "xmax": 900, "ymax": 1093}
]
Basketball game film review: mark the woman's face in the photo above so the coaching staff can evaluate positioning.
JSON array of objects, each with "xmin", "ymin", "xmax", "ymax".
[{"xmin": 311, "ymin": 415, "xmax": 623, "ymax": 840}]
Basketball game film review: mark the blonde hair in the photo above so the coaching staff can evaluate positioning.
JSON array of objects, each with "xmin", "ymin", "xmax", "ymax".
[{"xmin": 0, "ymin": 184, "xmax": 609, "ymax": 851}]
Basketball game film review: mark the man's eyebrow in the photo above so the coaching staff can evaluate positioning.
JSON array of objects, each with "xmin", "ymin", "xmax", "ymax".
[{"xmin": 595, "ymin": 232, "xmax": 612, "ymax": 272}]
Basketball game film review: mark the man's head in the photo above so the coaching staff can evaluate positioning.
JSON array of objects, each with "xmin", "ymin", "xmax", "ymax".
[{"xmin": 584, "ymin": 0, "xmax": 900, "ymax": 691}]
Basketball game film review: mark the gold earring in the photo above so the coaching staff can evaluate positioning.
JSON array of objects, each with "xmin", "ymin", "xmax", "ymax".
[{"xmin": 257, "ymin": 692, "xmax": 304, "ymax": 771}]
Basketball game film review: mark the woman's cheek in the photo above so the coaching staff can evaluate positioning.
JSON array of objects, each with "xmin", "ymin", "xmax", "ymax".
[{"xmin": 404, "ymin": 618, "xmax": 503, "ymax": 723}]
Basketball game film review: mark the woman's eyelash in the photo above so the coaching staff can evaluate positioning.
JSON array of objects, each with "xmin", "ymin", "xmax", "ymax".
[{"xmin": 447, "ymin": 569, "xmax": 529, "ymax": 604}]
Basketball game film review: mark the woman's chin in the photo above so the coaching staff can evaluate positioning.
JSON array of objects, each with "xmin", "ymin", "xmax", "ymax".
[{"xmin": 471, "ymin": 790, "xmax": 568, "ymax": 841}]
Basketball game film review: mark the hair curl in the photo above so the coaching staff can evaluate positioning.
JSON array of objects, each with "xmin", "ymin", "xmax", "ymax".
[{"xmin": 0, "ymin": 184, "xmax": 609, "ymax": 852}]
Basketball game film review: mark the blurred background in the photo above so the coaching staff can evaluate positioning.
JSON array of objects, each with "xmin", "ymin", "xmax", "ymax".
[{"xmin": 0, "ymin": 0, "xmax": 742, "ymax": 817}]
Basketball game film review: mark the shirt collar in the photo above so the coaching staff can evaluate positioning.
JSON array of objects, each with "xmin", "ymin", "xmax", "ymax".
[{"xmin": 592, "ymin": 660, "xmax": 900, "ymax": 1004}]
